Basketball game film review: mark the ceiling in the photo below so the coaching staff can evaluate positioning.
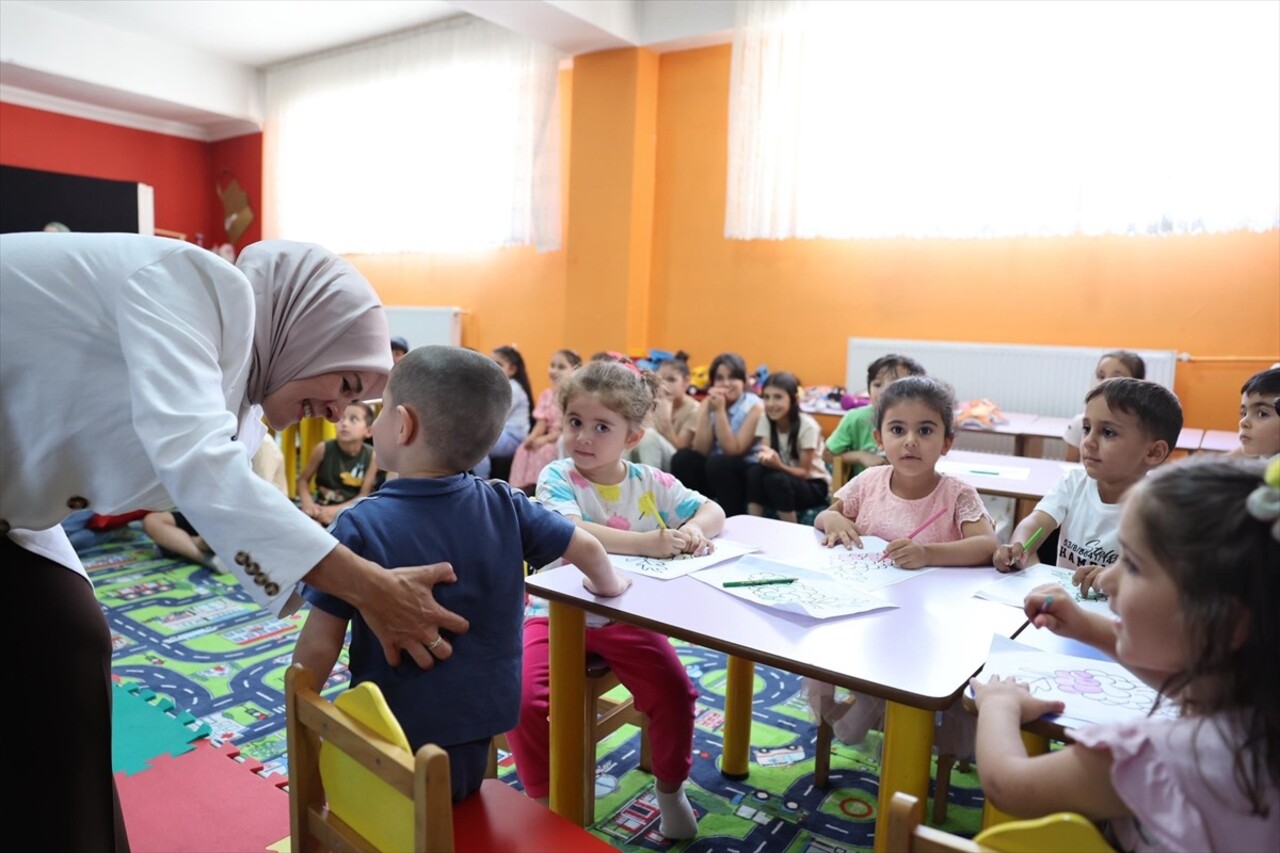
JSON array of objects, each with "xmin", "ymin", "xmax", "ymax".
[{"xmin": 33, "ymin": 1, "xmax": 464, "ymax": 69}]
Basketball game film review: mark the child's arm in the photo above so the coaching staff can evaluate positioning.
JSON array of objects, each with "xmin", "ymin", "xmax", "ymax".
[
  {"xmin": 759, "ymin": 444, "xmax": 817, "ymax": 481},
  {"xmin": 561, "ymin": 527, "xmax": 631, "ymax": 597},
  {"xmin": 971, "ymin": 675, "xmax": 1130, "ymax": 820},
  {"xmin": 313, "ymin": 455, "xmax": 379, "ymax": 526},
  {"xmin": 995, "ymin": 510, "xmax": 1059, "ymax": 572},
  {"xmin": 838, "ymin": 449, "xmax": 887, "ymax": 469},
  {"xmin": 713, "ymin": 397, "xmax": 764, "ymax": 456},
  {"xmin": 571, "ymin": 516, "xmax": 690, "ymax": 558},
  {"xmin": 815, "ymin": 500, "xmax": 864, "ymax": 548},
  {"xmin": 295, "ymin": 444, "xmax": 326, "ymax": 518},
  {"xmin": 522, "ymin": 418, "xmax": 549, "ymax": 450},
  {"xmin": 883, "ymin": 517, "xmax": 997, "ymax": 569},
  {"xmin": 292, "ymin": 607, "xmax": 349, "ymax": 684},
  {"xmin": 690, "ymin": 397, "xmax": 716, "ymax": 455}
]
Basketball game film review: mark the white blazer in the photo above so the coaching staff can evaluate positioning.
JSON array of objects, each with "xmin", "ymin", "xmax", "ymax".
[{"xmin": 0, "ymin": 233, "xmax": 335, "ymax": 616}]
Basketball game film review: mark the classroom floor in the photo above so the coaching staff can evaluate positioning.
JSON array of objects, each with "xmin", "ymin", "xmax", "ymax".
[{"xmin": 93, "ymin": 525, "xmax": 984, "ymax": 852}]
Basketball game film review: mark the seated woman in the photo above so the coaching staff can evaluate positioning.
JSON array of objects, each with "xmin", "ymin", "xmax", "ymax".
[{"xmin": 670, "ymin": 352, "xmax": 764, "ymax": 516}]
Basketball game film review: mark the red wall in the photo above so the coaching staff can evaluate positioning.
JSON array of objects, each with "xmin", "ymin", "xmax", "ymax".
[{"xmin": 0, "ymin": 102, "xmax": 262, "ymax": 248}]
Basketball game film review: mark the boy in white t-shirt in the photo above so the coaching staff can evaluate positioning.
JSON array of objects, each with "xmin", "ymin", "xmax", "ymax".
[{"xmin": 995, "ymin": 378, "xmax": 1182, "ymax": 597}]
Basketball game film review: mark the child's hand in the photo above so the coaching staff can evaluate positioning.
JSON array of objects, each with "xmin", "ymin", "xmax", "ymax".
[
  {"xmin": 1073, "ymin": 565, "xmax": 1105, "ymax": 599},
  {"xmin": 647, "ymin": 528, "xmax": 687, "ymax": 558},
  {"xmin": 994, "ymin": 542, "xmax": 1031, "ymax": 572},
  {"xmin": 819, "ymin": 511, "xmax": 864, "ymax": 549},
  {"xmin": 706, "ymin": 390, "xmax": 727, "ymax": 413},
  {"xmin": 882, "ymin": 538, "xmax": 927, "ymax": 569},
  {"xmin": 584, "ymin": 570, "xmax": 632, "ymax": 598},
  {"xmin": 678, "ymin": 522, "xmax": 713, "ymax": 556},
  {"xmin": 756, "ymin": 446, "xmax": 780, "ymax": 468},
  {"xmin": 970, "ymin": 674, "xmax": 1065, "ymax": 722},
  {"xmin": 521, "ymin": 435, "xmax": 537, "ymax": 450},
  {"xmin": 1023, "ymin": 584, "xmax": 1087, "ymax": 638},
  {"xmin": 313, "ymin": 505, "xmax": 338, "ymax": 526}
]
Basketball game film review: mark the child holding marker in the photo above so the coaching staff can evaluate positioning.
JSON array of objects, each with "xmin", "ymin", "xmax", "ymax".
[
  {"xmin": 1232, "ymin": 367, "xmax": 1280, "ymax": 459},
  {"xmin": 514, "ymin": 359, "xmax": 727, "ymax": 840},
  {"xmin": 811, "ymin": 376, "xmax": 997, "ymax": 747},
  {"xmin": 996, "ymin": 378, "xmax": 1183, "ymax": 599},
  {"xmin": 972, "ymin": 457, "xmax": 1280, "ymax": 850},
  {"xmin": 1063, "ymin": 351, "xmax": 1146, "ymax": 463}
]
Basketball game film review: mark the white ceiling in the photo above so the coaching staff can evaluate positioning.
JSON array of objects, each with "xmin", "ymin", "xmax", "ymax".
[
  {"xmin": 0, "ymin": 0, "xmax": 733, "ymax": 139},
  {"xmin": 34, "ymin": 0, "xmax": 464, "ymax": 68}
]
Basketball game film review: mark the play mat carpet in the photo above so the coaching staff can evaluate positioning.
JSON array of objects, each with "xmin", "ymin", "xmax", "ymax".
[{"xmin": 90, "ymin": 525, "xmax": 984, "ymax": 852}]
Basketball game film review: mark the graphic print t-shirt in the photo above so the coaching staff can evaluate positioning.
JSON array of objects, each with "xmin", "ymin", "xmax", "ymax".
[{"xmin": 1033, "ymin": 468, "xmax": 1122, "ymax": 569}]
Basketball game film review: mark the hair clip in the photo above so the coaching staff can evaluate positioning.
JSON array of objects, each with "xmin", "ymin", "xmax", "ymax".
[{"xmin": 1245, "ymin": 455, "xmax": 1280, "ymax": 542}]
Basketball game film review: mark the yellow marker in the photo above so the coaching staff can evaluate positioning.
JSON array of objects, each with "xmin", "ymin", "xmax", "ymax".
[{"xmin": 638, "ymin": 493, "xmax": 667, "ymax": 528}]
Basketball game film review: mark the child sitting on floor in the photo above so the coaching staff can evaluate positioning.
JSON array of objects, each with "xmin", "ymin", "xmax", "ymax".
[
  {"xmin": 509, "ymin": 348, "xmax": 580, "ymax": 491},
  {"xmin": 823, "ymin": 354, "xmax": 926, "ymax": 482},
  {"xmin": 747, "ymin": 372, "xmax": 831, "ymax": 523},
  {"xmin": 973, "ymin": 457, "xmax": 1279, "ymax": 850},
  {"xmin": 292, "ymin": 346, "xmax": 629, "ymax": 802},
  {"xmin": 296, "ymin": 401, "xmax": 378, "ymax": 525}
]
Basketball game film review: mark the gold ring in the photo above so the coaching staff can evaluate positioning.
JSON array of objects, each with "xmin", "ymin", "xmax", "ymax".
[{"xmin": 428, "ymin": 635, "xmax": 444, "ymax": 651}]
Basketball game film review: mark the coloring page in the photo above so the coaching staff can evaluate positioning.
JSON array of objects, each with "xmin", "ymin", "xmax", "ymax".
[
  {"xmin": 973, "ymin": 563, "xmax": 1113, "ymax": 616},
  {"xmin": 782, "ymin": 536, "xmax": 937, "ymax": 590},
  {"xmin": 692, "ymin": 555, "xmax": 897, "ymax": 620},
  {"xmin": 976, "ymin": 635, "xmax": 1176, "ymax": 728},
  {"xmin": 608, "ymin": 538, "xmax": 759, "ymax": 580}
]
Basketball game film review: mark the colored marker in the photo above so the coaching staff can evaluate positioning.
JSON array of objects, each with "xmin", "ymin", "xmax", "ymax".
[
  {"xmin": 723, "ymin": 578, "xmax": 797, "ymax": 588},
  {"xmin": 1037, "ymin": 593, "xmax": 1054, "ymax": 615},
  {"xmin": 904, "ymin": 506, "xmax": 950, "ymax": 541},
  {"xmin": 970, "ymin": 469, "xmax": 1001, "ymax": 476},
  {"xmin": 1020, "ymin": 527, "xmax": 1045, "ymax": 566},
  {"xmin": 639, "ymin": 493, "xmax": 667, "ymax": 528}
]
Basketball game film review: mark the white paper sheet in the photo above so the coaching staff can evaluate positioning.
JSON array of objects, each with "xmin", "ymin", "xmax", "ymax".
[
  {"xmin": 973, "ymin": 563, "xmax": 1114, "ymax": 616},
  {"xmin": 977, "ymin": 635, "xmax": 1176, "ymax": 728},
  {"xmin": 792, "ymin": 535, "xmax": 939, "ymax": 589},
  {"xmin": 608, "ymin": 538, "xmax": 759, "ymax": 580},
  {"xmin": 692, "ymin": 555, "xmax": 898, "ymax": 620}
]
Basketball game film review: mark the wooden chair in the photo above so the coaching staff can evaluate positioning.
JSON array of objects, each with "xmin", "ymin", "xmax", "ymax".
[
  {"xmin": 286, "ymin": 664, "xmax": 613, "ymax": 853},
  {"xmin": 885, "ymin": 792, "xmax": 1114, "ymax": 852}
]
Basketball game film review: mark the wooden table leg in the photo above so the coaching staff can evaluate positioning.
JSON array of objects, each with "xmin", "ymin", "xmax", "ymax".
[
  {"xmin": 719, "ymin": 655, "xmax": 753, "ymax": 780},
  {"xmin": 548, "ymin": 601, "xmax": 587, "ymax": 825},
  {"xmin": 980, "ymin": 731, "xmax": 1048, "ymax": 828},
  {"xmin": 874, "ymin": 701, "xmax": 934, "ymax": 853}
]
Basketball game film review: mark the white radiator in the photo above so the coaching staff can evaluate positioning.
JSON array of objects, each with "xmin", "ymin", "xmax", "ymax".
[{"xmin": 846, "ymin": 338, "xmax": 1177, "ymax": 418}]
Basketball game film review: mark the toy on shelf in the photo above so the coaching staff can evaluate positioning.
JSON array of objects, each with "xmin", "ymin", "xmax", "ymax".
[{"xmin": 955, "ymin": 398, "xmax": 1009, "ymax": 429}]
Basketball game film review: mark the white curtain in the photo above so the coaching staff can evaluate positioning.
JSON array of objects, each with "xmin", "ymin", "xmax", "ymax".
[
  {"xmin": 264, "ymin": 16, "xmax": 562, "ymax": 253},
  {"xmin": 726, "ymin": 0, "xmax": 1280, "ymax": 240}
]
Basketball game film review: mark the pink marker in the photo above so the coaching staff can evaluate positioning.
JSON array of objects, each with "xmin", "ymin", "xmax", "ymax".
[{"xmin": 880, "ymin": 506, "xmax": 950, "ymax": 563}]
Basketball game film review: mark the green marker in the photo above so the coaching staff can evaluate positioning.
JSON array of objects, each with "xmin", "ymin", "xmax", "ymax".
[
  {"xmin": 722, "ymin": 577, "xmax": 797, "ymax": 588},
  {"xmin": 1022, "ymin": 526, "xmax": 1045, "ymax": 557}
]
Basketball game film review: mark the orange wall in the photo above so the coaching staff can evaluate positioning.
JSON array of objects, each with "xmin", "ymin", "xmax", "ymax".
[{"xmin": 648, "ymin": 46, "xmax": 1280, "ymax": 430}]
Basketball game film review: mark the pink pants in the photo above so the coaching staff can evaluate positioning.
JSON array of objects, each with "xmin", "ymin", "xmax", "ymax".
[{"xmin": 507, "ymin": 618, "xmax": 698, "ymax": 799}]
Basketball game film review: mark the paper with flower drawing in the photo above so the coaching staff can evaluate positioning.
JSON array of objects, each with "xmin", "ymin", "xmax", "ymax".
[
  {"xmin": 608, "ymin": 539, "xmax": 759, "ymax": 580},
  {"xmin": 782, "ymin": 536, "xmax": 937, "ymax": 590},
  {"xmin": 978, "ymin": 635, "xmax": 1176, "ymax": 728},
  {"xmin": 692, "ymin": 555, "xmax": 897, "ymax": 620},
  {"xmin": 973, "ymin": 563, "xmax": 1114, "ymax": 616}
]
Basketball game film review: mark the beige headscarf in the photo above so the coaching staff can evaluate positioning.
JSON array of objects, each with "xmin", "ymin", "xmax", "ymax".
[{"xmin": 236, "ymin": 241, "xmax": 391, "ymax": 404}]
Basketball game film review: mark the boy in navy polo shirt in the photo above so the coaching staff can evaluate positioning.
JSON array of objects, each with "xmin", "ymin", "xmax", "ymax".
[{"xmin": 294, "ymin": 346, "xmax": 629, "ymax": 801}]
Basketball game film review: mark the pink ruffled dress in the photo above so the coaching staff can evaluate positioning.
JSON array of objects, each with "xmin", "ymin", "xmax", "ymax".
[{"xmin": 508, "ymin": 388, "xmax": 563, "ymax": 488}]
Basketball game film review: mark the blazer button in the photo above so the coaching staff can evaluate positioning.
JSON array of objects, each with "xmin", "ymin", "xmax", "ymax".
[
  {"xmin": 265, "ymin": 582, "xmax": 280, "ymax": 597},
  {"xmin": 247, "ymin": 561, "xmax": 262, "ymax": 577},
  {"xmin": 67, "ymin": 496, "xmax": 90, "ymax": 510},
  {"xmin": 0, "ymin": 520, "xmax": 9, "ymax": 535},
  {"xmin": 235, "ymin": 551, "xmax": 250, "ymax": 566},
  {"xmin": 253, "ymin": 574, "xmax": 267, "ymax": 586}
]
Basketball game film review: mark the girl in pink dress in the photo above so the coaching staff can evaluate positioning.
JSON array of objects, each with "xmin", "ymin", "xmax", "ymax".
[
  {"xmin": 972, "ymin": 457, "xmax": 1279, "ymax": 852},
  {"xmin": 509, "ymin": 348, "xmax": 580, "ymax": 491},
  {"xmin": 811, "ymin": 376, "xmax": 998, "ymax": 748}
]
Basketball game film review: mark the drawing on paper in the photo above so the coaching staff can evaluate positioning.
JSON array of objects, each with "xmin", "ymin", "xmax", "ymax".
[
  {"xmin": 1043, "ymin": 566, "xmax": 1109, "ymax": 604},
  {"xmin": 816, "ymin": 545, "xmax": 935, "ymax": 590},
  {"xmin": 1016, "ymin": 666, "xmax": 1158, "ymax": 714}
]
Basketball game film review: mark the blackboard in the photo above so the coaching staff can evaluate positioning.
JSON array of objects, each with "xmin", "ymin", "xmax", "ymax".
[{"xmin": 0, "ymin": 165, "xmax": 152, "ymax": 234}]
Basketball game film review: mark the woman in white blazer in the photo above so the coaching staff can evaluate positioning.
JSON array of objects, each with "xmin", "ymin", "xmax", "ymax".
[{"xmin": 0, "ymin": 233, "xmax": 468, "ymax": 850}]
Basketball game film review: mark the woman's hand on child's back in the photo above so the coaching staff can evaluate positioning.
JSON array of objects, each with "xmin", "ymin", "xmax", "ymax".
[
  {"xmin": 970, "ymin": 674, "xmax": 1065, "ymax": 722},
  {"xmin": 817, "ymin": 510, "xmax": 864, "ymax": 549},
  {"xmin": 882, "ymin": 538, "xmax": 928, "ymax": 569}
]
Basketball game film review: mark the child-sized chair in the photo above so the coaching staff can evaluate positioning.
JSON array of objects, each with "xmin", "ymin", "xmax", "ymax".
[
  {"xmin": 886, "ymin": 792, "xmax": 1113, "ymax": 853},
  {"xmin": 285, "ymin": 664, "xmax": 613, "ymax": 853}
]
